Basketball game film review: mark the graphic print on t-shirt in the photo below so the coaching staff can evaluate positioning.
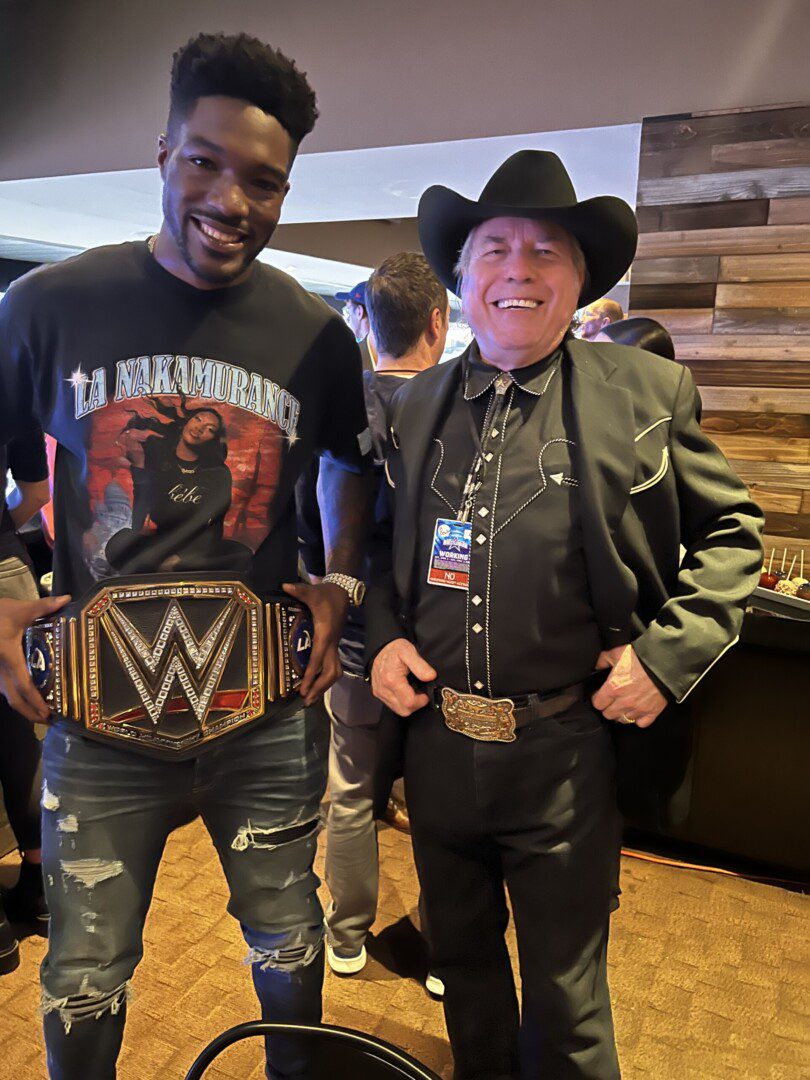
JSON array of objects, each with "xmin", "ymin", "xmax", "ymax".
[{"xmin": 74, "ymin": 355, "xmax": 300, "ymax": 579}]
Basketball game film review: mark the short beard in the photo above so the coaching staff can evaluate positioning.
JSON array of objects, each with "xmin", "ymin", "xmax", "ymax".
[{"xmin": 163, "ymin": 196, "xmax": 257, "ymax": 286}]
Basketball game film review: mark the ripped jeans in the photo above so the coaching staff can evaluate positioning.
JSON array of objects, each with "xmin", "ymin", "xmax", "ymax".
[{"xmin": 40, "ymin": 706, "xmax": 329, "ymax": 1080}]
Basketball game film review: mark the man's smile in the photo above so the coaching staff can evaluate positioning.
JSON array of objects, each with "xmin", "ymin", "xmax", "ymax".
[
  {"xmin": 189, "ymin": 214, "xmax": 250, "ymax": 254},
  {"xmin": 493, "ymin": 298, "xmax": 542, "ymax": 310}
]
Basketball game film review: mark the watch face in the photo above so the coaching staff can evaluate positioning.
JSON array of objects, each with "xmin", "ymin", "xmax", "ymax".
[{"xmin": 354, "ymin": 581, "xmax": 367, "ymax": 605}]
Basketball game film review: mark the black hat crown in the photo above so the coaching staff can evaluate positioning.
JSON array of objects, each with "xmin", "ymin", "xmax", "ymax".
[{"xmin": 480, "ymin": 151, "xmax": 577, "ymax": 210}]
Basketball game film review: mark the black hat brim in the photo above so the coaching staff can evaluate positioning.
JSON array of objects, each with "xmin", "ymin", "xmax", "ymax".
[{"xmin": 417, "ymin": 185, "xmax": 638, "ymax": 306}]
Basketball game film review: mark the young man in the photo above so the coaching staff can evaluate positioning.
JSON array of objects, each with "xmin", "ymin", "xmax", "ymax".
[
  {"xmin": 0, "ymin": 33, "xmax": 370, "ymax": 1079},
  {"xmin": 368, "ymin": 151, "xmax": 763, "ymax": 1078},
  {"xmin": 321, "ymin": 254, "xmax": 448, "ymax": 976}
]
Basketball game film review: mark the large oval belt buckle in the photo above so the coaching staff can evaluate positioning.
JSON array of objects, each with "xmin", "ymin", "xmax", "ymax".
[{"xmin": 440, "ymin": 687, "xmax": 517, "ymax": 743}]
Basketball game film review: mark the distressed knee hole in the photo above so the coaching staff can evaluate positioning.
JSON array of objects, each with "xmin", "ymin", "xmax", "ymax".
[
  {"xmin": 40, "ymin": 981, "xmax": 131, "ymax": 1034},
  {"xmin": 231, "ymin": 815, "xmax": 321, "ymax": 853},
  {"xmin": 60, "ymin": 858, "xmax": 124, "ymax": 889},
  {"xmin": 57, "ymin": 814, "xmax": 79, "ymax": 834},
  {"xmin": 81, "ymin": 910, "xmax": 99, "ymax": 934},
  {"xmin": 42, "ymin": 784, "xmax": 60, "ymax": 811},
  {"xmin": 244, "ymin": 933, "xmax": 322, "ymax": 974}
]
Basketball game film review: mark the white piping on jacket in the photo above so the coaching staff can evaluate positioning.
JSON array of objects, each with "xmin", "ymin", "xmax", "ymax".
[
  {"xmin": 634, "ymin": 416, "xmax": 672, "ymax": 443},
  {"xmin": 676, "ymin": 635, "xmax": 740, "ymax": 703},
  {"xmin": 630, "ymin": 447, "xmax": 669, "ymax": 495}
]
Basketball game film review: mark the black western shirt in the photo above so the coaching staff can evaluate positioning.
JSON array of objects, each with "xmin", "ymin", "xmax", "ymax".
[{"xmin": 413, "ymin": 342, "xmax": 601, "ymax": 698}]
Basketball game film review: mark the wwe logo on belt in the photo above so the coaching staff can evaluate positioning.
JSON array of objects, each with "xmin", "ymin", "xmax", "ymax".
[
  {"xmin": 101, "ymin": 597, "xmax": 245, "ymax": 727},
  {"xmin": 25, "ymin": 580, "xmax": 268, "ymax": 757}
]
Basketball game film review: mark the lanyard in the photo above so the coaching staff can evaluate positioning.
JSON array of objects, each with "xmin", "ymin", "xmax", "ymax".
[{"xmin": 458, "ymin": 373, "xmax": 512, "ymax": 523}]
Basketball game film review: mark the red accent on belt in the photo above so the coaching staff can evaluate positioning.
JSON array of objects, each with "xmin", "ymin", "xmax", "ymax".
[{"xmin": 111, "ymin": 690, "xmax": 249, "ymax": 725}]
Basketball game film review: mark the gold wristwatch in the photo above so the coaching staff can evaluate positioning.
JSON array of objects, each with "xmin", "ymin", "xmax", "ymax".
[{"xmin": 322, "ymin": 573, "xmax": 366, "ymax": 607}]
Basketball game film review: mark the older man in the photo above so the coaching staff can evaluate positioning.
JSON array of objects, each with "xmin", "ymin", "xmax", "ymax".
[
  {"xmin": 576, "ymin": 295, "xmax": 625, "ymax": 340},
  {"xmin": 367, "ymin": 151, "xmax": 764, "ymax": 1079}
]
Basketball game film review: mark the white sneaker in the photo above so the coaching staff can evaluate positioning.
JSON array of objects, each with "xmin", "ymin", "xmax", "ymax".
[
  {"xmin": 326, "ymin": 940, "xmax": 367, "ymax": 975},
  {"xmin": 425, "ymin": 971, "xmax": 445, "ymax": 998}
]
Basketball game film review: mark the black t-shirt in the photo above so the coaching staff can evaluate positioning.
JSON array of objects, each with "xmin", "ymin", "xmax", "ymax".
[
  {"xmin": 0, "ymin": 426, "xmax": 49, "ymax": 563},
  {"xmin": 0, "ymin": 241, "xmax": 370, "ymax": 597}
]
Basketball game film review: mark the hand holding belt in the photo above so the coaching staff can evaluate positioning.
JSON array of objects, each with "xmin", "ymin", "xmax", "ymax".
[
  {"xmin": 25, "ymin": 575, "xmax": 314, "ymax": 759},
  {"xmin": 433, "ymin": 683, "xmax": 586, "ymax": 743}
]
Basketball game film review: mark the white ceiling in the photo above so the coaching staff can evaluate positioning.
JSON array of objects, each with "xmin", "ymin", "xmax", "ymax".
[
  {"xmin": 3, "ymin": 0, "xmax": 804, "ymax": 182},
  {"xmin": 0, "ymin": 123, "xmax": 640, "ymax": 292}
]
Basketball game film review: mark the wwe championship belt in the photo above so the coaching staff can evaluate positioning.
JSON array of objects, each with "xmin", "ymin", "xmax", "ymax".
[{"xmin": 25, "ymin": 576, "xmax": 314, "ymax": 759}]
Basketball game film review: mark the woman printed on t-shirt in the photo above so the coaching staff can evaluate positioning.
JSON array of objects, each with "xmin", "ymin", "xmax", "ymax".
[{"xmin": 105, "ymin": 397, "xmax": 251, "ymax": 574}]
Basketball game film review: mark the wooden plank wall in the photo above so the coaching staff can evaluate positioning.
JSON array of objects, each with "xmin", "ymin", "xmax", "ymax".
[{"xmin": 629, "ymin": 104, "xmax": 810, "ymax": 564}]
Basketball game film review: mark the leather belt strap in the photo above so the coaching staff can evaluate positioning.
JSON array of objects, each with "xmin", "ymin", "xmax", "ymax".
[
  {"xmin": 24, "ymin": 574, "xmax": 313, "ymax": 760},
  {"xmin": 432, "ymin": 682, "xmax": 586, "ymax": 743}
]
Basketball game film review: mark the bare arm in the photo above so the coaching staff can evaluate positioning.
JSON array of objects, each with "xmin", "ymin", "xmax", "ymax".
[
  {"xmin": 9, "ymin": 478, "xmax": 50, "ymax": 530},
  {"xmin": 317, "ymin": 461, "xmax": 372, "ymax": 578},
  {"xmin": 283, "ymin": 461, "xmax": 373, "ymax": 705}
]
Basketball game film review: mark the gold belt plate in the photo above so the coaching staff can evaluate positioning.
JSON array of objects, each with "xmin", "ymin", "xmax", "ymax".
[
  {"xmin": 82, "ymin": 580, "xmax": 266, "ymax": 754},
  {"xmin": 26, "ymin": 579, "xmax": 267, "ymax": 757},
  {"xmin": 26, "ymin": 577, "xmax": 314, "ymax": 759},
  {"xmin": 440, "ymin": 687, "xmax": 517, "ymax": 743}
]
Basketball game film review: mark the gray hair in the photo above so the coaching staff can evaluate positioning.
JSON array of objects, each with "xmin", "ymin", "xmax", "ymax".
[{"xmin": 453, "ymin": 220, "xmax": 590, "ymax": 297}]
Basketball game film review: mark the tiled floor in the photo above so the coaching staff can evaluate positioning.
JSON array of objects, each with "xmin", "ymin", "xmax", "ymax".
[{"xmin": 0, "ymin": 819, "xmax": 807, "ymax": 1078}]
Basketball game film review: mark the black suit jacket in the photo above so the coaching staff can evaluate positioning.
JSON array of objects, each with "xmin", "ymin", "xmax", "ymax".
[{"xmin": 367, "ymin": 338, "xmax": 764, "ymax": 824}]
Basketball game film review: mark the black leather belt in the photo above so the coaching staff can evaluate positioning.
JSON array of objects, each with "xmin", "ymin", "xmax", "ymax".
[
  {"xmin": 25, "ymin": 573, "xmax": 313, "ymax": 759},
  {"xmin": 432, "ymin": 682, "xmax": 587, "ymax": 743}
]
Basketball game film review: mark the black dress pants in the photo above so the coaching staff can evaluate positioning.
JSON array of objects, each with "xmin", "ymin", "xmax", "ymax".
[{"xmin": 405, "ymin": 700, "xmax": 622, "ymax": 1080}]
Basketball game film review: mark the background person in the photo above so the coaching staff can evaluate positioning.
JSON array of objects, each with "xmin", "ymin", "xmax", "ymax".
[
  {"xmin": 303, "ymin": 254, "xmax": 449, "ymax": 977},
  {"xmin": 368, "ymin": 150, "xmax": 764, "ymax": 1079},
  {"xmin": 336, "ymin": 280, "xmax": 377, "ymax": 371},
  {"xmin": 575, "ymin": 295, "xmax": 624, "ymax": 339},
  {"xmin": 0, "ymin": 427, "xmax": 51, "ymax": 975}
]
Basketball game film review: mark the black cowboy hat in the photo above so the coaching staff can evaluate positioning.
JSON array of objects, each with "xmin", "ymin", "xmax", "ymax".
[{"xmin": 417, "ymin": 150, "xmax": 638, "ymax": 306}]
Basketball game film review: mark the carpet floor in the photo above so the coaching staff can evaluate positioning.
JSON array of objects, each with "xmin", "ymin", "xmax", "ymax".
[{"xmin": 0, "ymin": 819, "xmax": 806, "ymax": 1078}]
